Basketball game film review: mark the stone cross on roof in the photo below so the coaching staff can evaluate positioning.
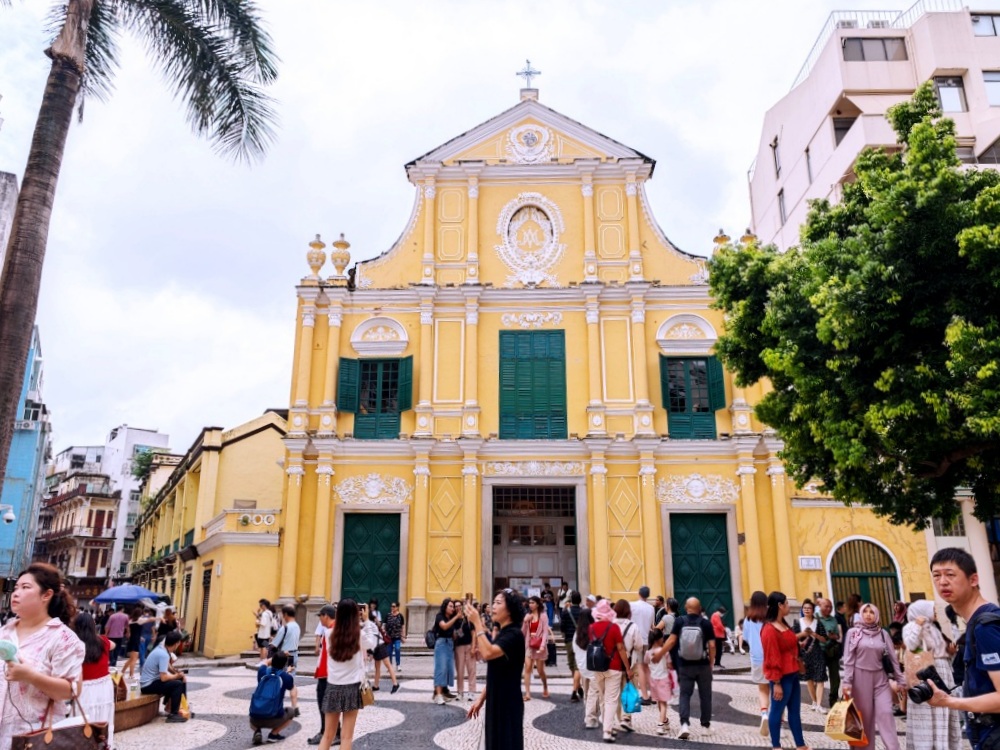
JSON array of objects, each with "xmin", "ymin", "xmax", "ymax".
[{"xmin": 516, "ymin": 60, "xmax": 541, "ymax": 89}]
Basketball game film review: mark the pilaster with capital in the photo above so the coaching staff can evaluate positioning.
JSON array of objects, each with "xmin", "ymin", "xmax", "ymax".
[
  {"xmin": 625, "ymin": 174, "xmax": 644, "ymax": 281},
  {"xmin": 461, "ymin": 444, "xmax": 481, "ymax": 592},
  {"xmin": 588, "ymin": 443, "xmax": 611, "ymax": 595},
  {"xmin": 310, "ymin": 455, "xmax": 335, "ymax": 597},
  {"xmin": 638, "ymin": 447, "xmax": 664, "ymax": 591},
  {"xmin": 414, "ymin": 298, "xmax": 435, "ymax": 436},
  {"xmin": 629, "ymin": 291, "xmax": 654, "ymax": 434},
  {"xmin": 318, "ymin": 304, "xmax": 344, "ymax": 435},
  {"xmin": 293, "ymin": 301, "xmax": 317, "ymax": 409},
  {"xmin": 464, "ymin": 164, "xmax": 483, "ymax": 284},
  {"xmin": 279, "ymin": 455, "xmax": 305, "ymax": 599},
  {"xmin": 421, "ymin": 176, "xmax": 437, "ymax": 284},
  {"xmin": 767, "ymin": 459, "xmax": 796, "ymax": 595},
  {"xmin": 408, "ymin": 446, "xmax": 432, "ymax": 604},
  {"xmin": 579, "ymin": 163, "xmax": 598, "ymax": 282},
  {"xmin": 585, "ymin": 297, "xmax": 607, "ymax": 435},
  {"xmin": 463, "ymin": 292, "xmax": 481, "ymax": 436},
  {"xmin": 729, "ymin": 384, "xmax": 754, "ymax": 435},
  {"xmin": 736, "ymin": 458, "xmax": 764, "ymax": 592}
]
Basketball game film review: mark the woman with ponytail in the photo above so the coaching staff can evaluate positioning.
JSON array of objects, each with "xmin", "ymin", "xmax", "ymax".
[
  {"xmin": 72, "ymin": 612, "xmax": 115, "ymax": 749},
  {"xmin": 0, "ymin": 563, "xmax": 85, "ymax": 748}
]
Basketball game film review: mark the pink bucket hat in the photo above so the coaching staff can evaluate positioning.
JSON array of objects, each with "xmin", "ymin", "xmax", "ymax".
[{"xmin": 593, "ymin": 599, "xmax": 615, "ymax": 622}]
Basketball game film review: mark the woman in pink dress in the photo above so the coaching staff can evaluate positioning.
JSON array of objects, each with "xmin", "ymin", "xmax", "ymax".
[
  {"xmin": 0, "ymin": 563, "xmax": 85, "ymax": 749},
  {"xmin": 521, "ymin": 596, "xmax": 550, "ymax": 700},
  {"xmin": 842, "ymin": 602, "xmax": 904, "ymax": 750}
]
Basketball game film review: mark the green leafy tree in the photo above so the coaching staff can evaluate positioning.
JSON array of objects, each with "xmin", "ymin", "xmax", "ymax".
[
  {"xmin": 710, "ymin": 82, "xmax": 1000, "ymax": 526},
  {"xmin": 0, "ymin": 0, "xmax": 278, "ymax": 487}
]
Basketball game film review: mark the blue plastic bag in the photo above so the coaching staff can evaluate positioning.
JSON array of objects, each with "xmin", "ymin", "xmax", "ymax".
[{"xmin": 620, "ymin": 679, "xmax": 641, "ymax": 714}]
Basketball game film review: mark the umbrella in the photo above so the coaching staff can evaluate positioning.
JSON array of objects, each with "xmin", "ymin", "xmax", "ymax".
[{"xmin": 92, "ymin": 584, "xmax": 164, "ymax": 605}]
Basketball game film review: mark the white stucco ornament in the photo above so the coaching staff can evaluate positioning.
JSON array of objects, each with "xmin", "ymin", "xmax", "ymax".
[
  {"xmin": 495, "ymin": 193, "xmax": 566, "ymax": 287},
  {"xmin": 656, "ymin": 473, "xmax": 739, "ymax": 504},
  {"xmin": 501, "ymin": 312, "xmax": 563, "ymax": 329},
  {"xmin": 484, "ymin": 461, "xmax": 585, "ymax": 477},
  {"xmin": 334, "ymin": 473, "xmax": 412, "ymax": 504},
  {"xmin": 351, "ymin": 317, "xmax": 408, "ymax": 356},
  {"xmin": 506, "ymin": 124, "xmax": 554, "ymax": 164}
]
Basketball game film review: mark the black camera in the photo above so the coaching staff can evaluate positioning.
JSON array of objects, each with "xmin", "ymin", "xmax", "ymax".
[{"xmin": 908, "ymin": 665, "xmax": 949, "ymax": 704}]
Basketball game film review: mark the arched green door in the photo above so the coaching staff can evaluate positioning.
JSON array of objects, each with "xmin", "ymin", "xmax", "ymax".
[{"xmin": 830, "ymin": 539, "xmax": 900, "ymax": 617}]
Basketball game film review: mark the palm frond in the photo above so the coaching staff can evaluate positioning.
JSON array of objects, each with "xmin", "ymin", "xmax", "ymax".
[
  {"xmin": 185, "ymin": 0, "xmax": 278, "ymax": 84},
  {"xmin": 119, "ymin": 0, "xmax": 277, "ymax": 162}
]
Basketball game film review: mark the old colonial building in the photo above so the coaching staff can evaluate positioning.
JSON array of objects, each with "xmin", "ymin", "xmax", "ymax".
[{"xmin": 269, "ymin": 84, "xmax": 937, "ymax": 634}]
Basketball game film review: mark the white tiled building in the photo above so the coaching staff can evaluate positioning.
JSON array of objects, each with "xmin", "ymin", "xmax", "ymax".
[{"xmin": 749, "ymin": 0, "xmax": 1000, "ymax": 252}]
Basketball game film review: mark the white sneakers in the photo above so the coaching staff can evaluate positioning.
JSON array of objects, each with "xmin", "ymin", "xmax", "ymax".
[
  {"xmin": 702, "ymin": 725, "xmax": 713, "ymax": 736},
  {"xmin": 813, "ymin": 703, "xmax": 828, "ymax": 714},
  {"xmin": 655, "ymin": 722, "xmax": 668, "ymax": 736},
  {"xmin": 760, "ymin": 712, "xmax": 769, "ymax": 736},
  {"xmin": 433, "ymin": 694, "xmax": 445, "ymax": 705},
  {"xmin": 678, "ymin": 723, "xmax": 691, "ymax": 740}
]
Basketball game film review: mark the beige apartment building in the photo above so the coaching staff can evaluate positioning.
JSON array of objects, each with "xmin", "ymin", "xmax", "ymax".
[
  {"xmin": 749, "ymin": 0, "xmax": 1000, "ymax": 252},
  {"xmin": 747, "ymin": 0, "xmax": 1000, "ymax": 602}
]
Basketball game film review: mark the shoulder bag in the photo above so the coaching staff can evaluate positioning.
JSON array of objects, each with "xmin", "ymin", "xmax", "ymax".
[{"xmin": 12, "ymin": 695, "xmax": 109, "ymax": 750}]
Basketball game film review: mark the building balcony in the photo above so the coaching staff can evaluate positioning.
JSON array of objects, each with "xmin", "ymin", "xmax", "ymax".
[
  {"xmin": 203, "ymin": 508, "xmax": 281, "ymax": 539},
  {"xmin": 37, "ymin": 525, "xmax": 116, "ymax": 542}
]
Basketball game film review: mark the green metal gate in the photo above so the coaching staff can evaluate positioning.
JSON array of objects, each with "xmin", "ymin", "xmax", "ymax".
[
  {"xmin": 670, "ymin": 513, "xmax": 733, "ymax": 628},
  {"xmin": 341, "ymin": 514, "xmax": 400, "ymax": 610},
  {"xmin": 830, "ymin": 539, "xmax": 900, "ymax": 618}
]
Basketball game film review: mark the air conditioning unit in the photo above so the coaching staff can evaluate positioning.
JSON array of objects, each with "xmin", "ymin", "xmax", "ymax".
[
  {"xmin": 837, "ymin": 19, "xmax": 859, "ymax": 29},
  {"xmin": 868, "ymin": 20, "xmax": 890, "ymax": 28}
]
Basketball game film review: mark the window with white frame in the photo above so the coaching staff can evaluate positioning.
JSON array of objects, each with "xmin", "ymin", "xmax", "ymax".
[
  {"xmin": 973, "ymin": 15, "xmax": 1000, "ymax": 36},
  {"xmin": 932, "ymin": 515, "xmax": 966, "ymax": 537},
  {"xmin": 985, "ymin": 72, "xmax": 1000, "ymax": 107},
  {"xmin": 935, "ymin": 76, "xmax": 968, "ymax": 113}
]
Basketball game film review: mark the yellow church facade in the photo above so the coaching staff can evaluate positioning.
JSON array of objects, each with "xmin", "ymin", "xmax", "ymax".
[{"xmin": 277, "ymin": 88, "xmax": 935, "ymax": 630}]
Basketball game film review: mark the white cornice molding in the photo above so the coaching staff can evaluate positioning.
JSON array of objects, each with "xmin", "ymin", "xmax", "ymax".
[{"xmin": 197, "ymin": 532, "xmax": 279, "ymax": 555}]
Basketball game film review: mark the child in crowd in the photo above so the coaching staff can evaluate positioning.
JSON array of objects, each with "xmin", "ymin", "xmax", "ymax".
[{"xmin": 645, "ymin": 630, "xmax": 675, "ymax": 735}]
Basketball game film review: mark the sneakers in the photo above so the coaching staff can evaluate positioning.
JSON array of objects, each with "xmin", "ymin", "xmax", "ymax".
[
  {"xmin": 266, "ymin": 733, "xmax": 286, "ymax": 743},
  {"xmin": 391, "ymin": 684, "xmax": 400, "ymax": 694},
  {"xmin": 640, "ymin": 697, "xmax": 654, "ymax": 706},
  {"xmin": 307, "ymin": 733, "xmax": 323, "ymax": 746},
  {"xmin": 814, "ymin": 703, "xmax": 828, "ymax": 714},
  {"xmin": 678, "ymin": 723, "xmax": 691, "ymax": 740},
  {"xmin": 701, "ymin": 725, "xmax": 713, "ymax": 736},
  {"xmin": 584, "ymin": 722, "xmax": 599, "ymax": 729},
  {"xmin": 456, "ymin": 691, "xmax": 464, "ymax": 702},
  {"xmin": 253, "ymin": 730, "xmax": 264, "ymax": 746},
  {"xmin": 165, "ymin": 713, "xmax": 188, "ymax": 723},
  {"xmin": 602, "ymin": 733, "xmax": 616, "ymax": 743},
  {"xmin": 433, "ymin": 694, "xmax": 446, "ymax": 705},
  {"xmin": 293, "ymin": 707, "xmax": 301, "ymax": 717},
  {"xmin": 760, "ymin": 713, "xmax": 769, "ymax": 737},
  {"xmin": 656, "ymin": 722, "xmax": 669, "ymax": 736},
  {"xmin": 619, "ymin": 722, "xmax": 634, "ymax": 733}
]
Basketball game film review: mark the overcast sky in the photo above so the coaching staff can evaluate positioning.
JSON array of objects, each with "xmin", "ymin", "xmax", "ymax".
[{"xmin": 0, "ymin": 0, "xmax": 903, "ymax": 454}]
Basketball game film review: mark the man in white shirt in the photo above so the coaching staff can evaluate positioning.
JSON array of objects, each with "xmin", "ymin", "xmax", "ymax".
[{"xmin": 632, "ymin": 585, "xmax": 656, "ymax": 705}]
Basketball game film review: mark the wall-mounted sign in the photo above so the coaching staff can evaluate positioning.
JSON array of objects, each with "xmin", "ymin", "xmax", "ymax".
[{"xmin": 799, "ymin": 556, "xmax": 823, "ymax": 571}]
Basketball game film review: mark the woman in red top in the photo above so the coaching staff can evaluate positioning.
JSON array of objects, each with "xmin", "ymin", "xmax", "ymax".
[
  {"xmin": 760, "ymin": 592, "xmax": 810, "ymax": 750},
  {"xmin": 589, "ymin": 599, "xmax": 634, "ymax": 744},
  {"xmin": 72, "ymin": 611, "xmax": 115, "ymax": 748},
  {"xmin": 521, "ymin": 596, "xmax": 550, "ymax": 700}
]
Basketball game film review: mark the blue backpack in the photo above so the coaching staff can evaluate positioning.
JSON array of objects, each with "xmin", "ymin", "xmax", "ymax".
[{"xmin": 250, "ymin": 669, "xmax": 284, "ymax": 719}]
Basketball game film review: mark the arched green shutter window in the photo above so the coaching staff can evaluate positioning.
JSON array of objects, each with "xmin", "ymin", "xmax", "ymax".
[{"xmin": 336, "ymin": 357, "xmax": 360, "ymax": 413}]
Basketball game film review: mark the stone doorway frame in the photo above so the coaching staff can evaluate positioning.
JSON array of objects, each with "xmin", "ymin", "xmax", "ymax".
[
  {"xmin": 659, "ymin": 503, "xmax": 743, "ymax": 611},
  {"xmin": 330, "ymin": 503, "xmax": 411, "ymax": 606}
]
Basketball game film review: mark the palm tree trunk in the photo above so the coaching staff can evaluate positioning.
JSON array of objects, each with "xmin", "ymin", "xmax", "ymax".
[{"xmin": 0, "ymin": 0, "xmax": 91, "ymax": 487}]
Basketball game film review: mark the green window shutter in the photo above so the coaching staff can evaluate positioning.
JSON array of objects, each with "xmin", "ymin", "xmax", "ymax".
[
  {"xmin": 397, "ymin": 356, "xmax": 413, "ymax": 412},
  {"xmin": 337, "ymin": 357, "xmax": 360, "ymax": 413},
  {"xmin": 354, "ymin": 413, "xmax": 377, "ymax": 439},
  {"xmin": 691, "ymin": 413, "xmax": 717, "ymax": 439},
  {"xmin": 659, "ymin": 354, "xmax": 670, "ymax": 409},
  {"xmin": 499, "ymin": 333, "xmax": 517, "ymax": 439},
  {"xmin": 707, "ymin": 355, "xmax": 726, "ymax": 411},
  {"xmin": 667, "ymin": 412, "xmax": 694, "ymax": 439},
  {"xmin": 549, "ymin": 346, "xmax": 567, "ymax": 439}
]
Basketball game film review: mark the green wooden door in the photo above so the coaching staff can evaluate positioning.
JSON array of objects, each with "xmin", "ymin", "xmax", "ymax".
[
  {"xmin": 670, "ymin": 513, "xmax": 734, "ymax": 628},
  {"xmin": 341, "ymin": 514, "xmax": 400, "ymax": 609},
  {"xmin": 830, "ymin": 539, "xmax": 900, "ymax": 619}
]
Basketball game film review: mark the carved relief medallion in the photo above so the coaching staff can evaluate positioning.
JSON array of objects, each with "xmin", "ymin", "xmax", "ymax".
[
  {"xmin": 505, "ymin": 124, "xmax": 554, "ymax": 164},
  {"xmin": 656, "ymin": 473, "xmax": 738, "ymax": 504},
  {"xmin": 334, "ymin": 474, "xmax": 412, "ymax": 504},
  {"xmin": 495, "ymin": 193, "xmax": 566, "ymax": 287}
]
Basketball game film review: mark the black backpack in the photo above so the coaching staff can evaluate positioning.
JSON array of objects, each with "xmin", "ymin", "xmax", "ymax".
[{"xmin": 586, "ymin": 624, "xmax": 612, "ymax": 672}]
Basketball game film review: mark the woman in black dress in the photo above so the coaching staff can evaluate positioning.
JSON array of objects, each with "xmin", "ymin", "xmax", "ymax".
[{"xmin": 466, "ymin": 590, "xmax": 526, "ymax": 750}]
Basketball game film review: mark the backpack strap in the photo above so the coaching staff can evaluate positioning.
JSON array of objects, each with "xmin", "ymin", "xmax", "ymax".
[{"xmin": 966, "ymin": 611, "xmax": 1000, "ymax": 667}]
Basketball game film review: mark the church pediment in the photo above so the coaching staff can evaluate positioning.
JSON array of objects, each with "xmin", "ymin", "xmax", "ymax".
[{"xmin": 406, "ymin": 99, "xmax": 653, "ymax": 173}]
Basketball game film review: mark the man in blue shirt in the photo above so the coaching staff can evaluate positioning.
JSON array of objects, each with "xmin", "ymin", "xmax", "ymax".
[
  {"xmin": 928, "ymin": 547, "xmax": 1000, "ymax": 749},
  {"xmin": 140, "ymin": 630, "xmax": 188, "ymax": 722},
  {"xmin": 250, "ymin": 651, "xmax": 295, "ymax": 746},
  {"xmin": 272, "ymin": 605, "xmax": 301, "ymax": 717}
]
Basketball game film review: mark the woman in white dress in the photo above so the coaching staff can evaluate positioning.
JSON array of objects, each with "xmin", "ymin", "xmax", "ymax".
[
  {"xmin": 72, "ymin": 611, "xmax": 115, "ymax": 749},
  {"xmin": 902, "ymin": 600, "xmax": 961, "ymax": 750}
]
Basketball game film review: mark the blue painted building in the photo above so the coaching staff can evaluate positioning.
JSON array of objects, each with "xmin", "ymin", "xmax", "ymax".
[{"xmin": 1, "ymin": 326, "xmax": 52, "ymax": 589}]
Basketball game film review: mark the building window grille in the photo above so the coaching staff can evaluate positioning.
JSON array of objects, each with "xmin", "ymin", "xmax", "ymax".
[
  {"xmin": 935, "ymin": 76, "xmax": 968, "ymax": 113},
  {"xmin": 932, "ymin": 515, "xmax": 966, "ymax": 537},
  {"xmin": 494, "ymin": 486, "xmax": 576, "ymax": 517}
]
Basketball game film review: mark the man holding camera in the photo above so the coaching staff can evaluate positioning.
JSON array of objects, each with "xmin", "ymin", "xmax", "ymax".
[{"xmin": 927, "ymin": 547, "xmax": 1000, "ymax": 749}]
